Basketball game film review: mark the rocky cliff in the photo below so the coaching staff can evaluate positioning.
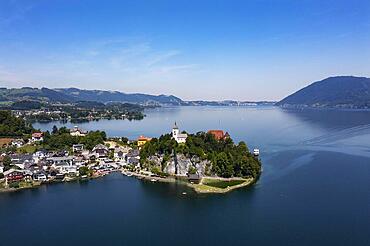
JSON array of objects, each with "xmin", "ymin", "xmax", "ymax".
[{"xmin": 147, "ymin": 153, "xmax": 212, "ymax": 176}]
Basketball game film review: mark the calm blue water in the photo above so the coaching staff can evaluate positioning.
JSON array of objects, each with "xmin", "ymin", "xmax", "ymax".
[{"xmin": 1, "ymin": 106, "xmax": 370, "ymax": 246}]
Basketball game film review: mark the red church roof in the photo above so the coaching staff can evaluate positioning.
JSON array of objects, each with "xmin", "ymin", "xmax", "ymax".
[{"xmin": 208, "ymin": 130, "xmax": 225, "ymax": 140}]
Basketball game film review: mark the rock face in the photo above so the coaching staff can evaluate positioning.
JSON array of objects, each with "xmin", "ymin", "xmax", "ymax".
[{"xmin": 147, "ymin": 153, "xmax": 211, "ymax": 176}]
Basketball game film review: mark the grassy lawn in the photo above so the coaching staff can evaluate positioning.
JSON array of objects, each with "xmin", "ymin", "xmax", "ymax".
[
  {"xmin": 202, "ymin": 178, "xmax": 246, "ymax": 189},
  {"xmin": 17, "ymin": 145, "xmax": 37, "ymax": 154}
]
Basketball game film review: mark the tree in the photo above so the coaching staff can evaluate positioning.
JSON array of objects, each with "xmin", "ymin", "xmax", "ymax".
[
  {"xmin": 121, "ymin": 137, "xmax": 128, "ymax": 144},
  {"xmin": 52, "ymin": 125, "xmax": 58, "ymax": 134},
  {"xmin": 81, "ymin": 131, "xmax": 106, "ymax": 150},
  {"xmin": 3, "ymin": 155, "xmax": 12, "ymax": 171},
  {"xmin": 79, "ymin": 166, "xmax": 89, "ymax": 176},
  {"xmin": 0, "ymin": 110, "xmax": 34, "ymax": 137},
  {"xmin": 188, "ymin": 166, "xmax": 197, "ymax": 175},
  {"xmin": 57, "ymin": 127, "xmax": 70, "ymax": 135}
]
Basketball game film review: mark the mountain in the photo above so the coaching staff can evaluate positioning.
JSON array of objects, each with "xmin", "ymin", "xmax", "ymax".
[
  {"xmin": 0, "ymin": 86, "xmax": 275, "ymax": 107},
  {"xmin": 0, "ymin": 87, "xmax": 184, "ymax": 106},
  {"xmin": 54, "ymin": 88, "xmax": 184, "ymax": 106},
  {"xmin": 276, "ymin": 76, "xmax": 370, "ymax": 109},
  {"xmin": 0, "ymin": 87, "xmax": 76, "ymax": 103}
]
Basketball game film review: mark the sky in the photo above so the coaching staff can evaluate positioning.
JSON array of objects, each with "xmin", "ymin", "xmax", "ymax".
[{"xmin": 0, "ymin": 0, "xmax": 369, "ymax": 101}]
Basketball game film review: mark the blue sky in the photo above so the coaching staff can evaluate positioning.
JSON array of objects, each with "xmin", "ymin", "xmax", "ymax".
[{"xmin": 0, "ymin": 0, "xmax": 369, "ymax": 100}]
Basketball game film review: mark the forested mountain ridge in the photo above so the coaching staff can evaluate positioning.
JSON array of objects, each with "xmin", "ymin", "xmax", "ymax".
[
  {"xmin": 276, "ymin": 76, "xmax": 370, "ymax": 109},
  {"xmin": 0, "ymin": 87, "xmax": 184, "ymax": 106}
]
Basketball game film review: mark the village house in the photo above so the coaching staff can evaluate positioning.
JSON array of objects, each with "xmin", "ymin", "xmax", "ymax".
[
  {"xmin": 72, "ymin": 144, "xmax": 84, "ymax": 153},
  {"xmin": 208, "ymin": 130, "xmax": 230, "ymax": 140},
  {"xmin": 31, "ymin": 132, "xmax": 44, "ymax": 142},
  {"xmin": 127, "ymin": 157, "xmax": 140, "ymax": 168},
  {"xmin": 23, "ymin": 170, "xmax": 33, "ymax": 181},
  {"xmin": 91, "ymin": 144, "xmax": 109, "ymax": 161},
  {"xmin": 4, "ymin": 169, "xmax": 25, "ymax": 183},
  {"xmin": 126, "ymin": 149, "xmax": 140, "ymax": 168},
  {"xmin": 114, "ymin": 146, "xmax": 130, "ymax": 162},
  {"xmin": 70, "ymin": 126, "xmax": 88, "ymax": 137},
  {"xmin": 11, "ymin": 139, "xmax": 25, "ymax": 148},
  {"xmin": 10, "ymin": 153, "xmax": 34, "ymax": 169},
  {"xmin": 27, "ymin": 162, "xmax": 43, "ymax": 174},
  {"xmin": 47, "ymin": 156, "xmax": 73, "ymax": 166},
  {"xmin": 33, "ymin": 150, "xmax": 48, "ymax": 163},
  {"xmin": 47, "ymin": 156, "xmax": 77, "ymax": 174},
  {"xmin": 137, "ymin": 136, "xmax": 151, "ymax": 148},
  {"xmin": 33, "ymin": 172, "xmax": 47, "ymax": 182},
  {"xmin": 73, "ymin": 155, "xmax": 89, "ymax": 167},
  {"xmin": 172, "ymin": 122, "xmax": 188, "ymax": 143}
]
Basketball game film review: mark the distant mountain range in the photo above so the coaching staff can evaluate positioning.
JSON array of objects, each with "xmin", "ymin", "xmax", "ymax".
[
  {"xmin": 276, "ymin": 76, "xmax": 370, "ymax": 109},
  {"xmin": 0, "ymin": 87, "xmax": 184, "ymax": 106},
  {"xmin": 2, "ymin": 76, "xmax": 369, "ymax": 109},
  {"xmin": 0, "ymin": 87, "xmax": 275, "ymax": 107}
]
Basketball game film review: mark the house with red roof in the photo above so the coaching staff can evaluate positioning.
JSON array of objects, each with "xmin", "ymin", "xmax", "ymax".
[
  {"xmin": 208, "ymin": 130, "xmax": 230, "ymax": 140},
  {"xmin": 31, "ymin": 132, "xmax": 44, "ymax": 142}
]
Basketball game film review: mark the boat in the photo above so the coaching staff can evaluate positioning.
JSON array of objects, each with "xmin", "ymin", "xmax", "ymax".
[
  {"xmin": 151, "ymin": 179, "xmax": 157, "ymax": 182},
  {"xmin": 253, "ymin": 148, "xmax": 260, "ymax": 156}
]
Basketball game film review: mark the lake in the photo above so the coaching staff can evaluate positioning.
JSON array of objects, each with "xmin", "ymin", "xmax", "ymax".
[{"xmin": 1, "ymin": 106, "xmax": 370, "ymax": 246}]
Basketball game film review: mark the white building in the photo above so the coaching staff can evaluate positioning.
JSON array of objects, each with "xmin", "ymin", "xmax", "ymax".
[
  {"xmin": 114, "ymin": 146, "xmax": 130, "ymax": 162},
  {"xmin": 31, "ymin": 132, "xmax": 44, "ymax": 142},
  {"xmin": 172, "ymin": 122, "xmax": 188, "ymax": 144},
  {"xmin": 12, "ymin": 139, "xmax": 25, "ymax": 148},
  {"xmin": 72, "ymin": 144, "xmax": 84, "ymax": 153},
  {"xmin": 70, "ymin": 126, "xmax": 88, "ymax": 137}
]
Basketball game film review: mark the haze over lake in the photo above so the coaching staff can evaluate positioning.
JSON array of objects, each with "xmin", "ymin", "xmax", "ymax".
[{"xmin": 2, "ymin": 106, "xmax": 370, "ymax": 246}]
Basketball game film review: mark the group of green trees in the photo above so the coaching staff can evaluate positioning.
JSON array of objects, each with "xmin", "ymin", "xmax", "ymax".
[
  {"xmin": 140, "ymin": 132, "xmax": 261, "ymax": 178},
  {"xmin": 0, "ymin": 110, "xmax": 34, "ymax": 137},
  {"xmin": 41, "ymin": 126, "xmax": 107, "ymax": 151}
]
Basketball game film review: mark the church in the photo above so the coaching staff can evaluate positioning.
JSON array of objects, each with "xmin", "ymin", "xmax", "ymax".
[{"xmin": 172, "ymin": 122, "xmax": 188, "ymax": 143}]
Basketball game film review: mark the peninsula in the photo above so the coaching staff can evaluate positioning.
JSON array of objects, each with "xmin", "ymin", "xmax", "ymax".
[
  {"xmin": 137, "ymin": 123, "xmax": 262, "ymax": 193},
  {"xmin": 0, "ymin": 110, "xmax": 261, "ymax": 194}
]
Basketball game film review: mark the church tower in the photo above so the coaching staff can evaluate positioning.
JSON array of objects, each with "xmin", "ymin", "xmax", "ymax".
[{"xmin": 172, "ymin": 122, "xmax": 179, "ymax": 140}]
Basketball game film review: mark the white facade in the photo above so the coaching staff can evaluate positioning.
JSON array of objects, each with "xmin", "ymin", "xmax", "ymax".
[
  {"xmin": 172, "ymin": 122, "xmax": 187, "ymax": 144},
  {"xmin": 12, "ymin": 139, "xmax": 24, "ymax": 148},
  {"xmin": 32, "ymin": 136, "xmax": 43, "ymax": 142},
  {"xmin": 70, "ymin": 126, "xmax": 87, "ymax": 137}
]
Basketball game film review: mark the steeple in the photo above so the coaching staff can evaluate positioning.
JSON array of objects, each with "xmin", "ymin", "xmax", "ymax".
[{"xmin": 173, "ymin": 121, "xmax": 178, "ymax": 129}]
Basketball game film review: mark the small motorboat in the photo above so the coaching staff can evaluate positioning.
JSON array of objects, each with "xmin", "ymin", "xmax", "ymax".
[{"xmin": 253, "ymin": 148, "xmax": 260, "ymax": 156}]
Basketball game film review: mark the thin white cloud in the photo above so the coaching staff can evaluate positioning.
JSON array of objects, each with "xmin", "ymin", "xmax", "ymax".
[
  {"xmin": 151, "ymin": 64, "xmax": 199, "ymax": 75},
  {"xmin": 0, "ymin": 36, "xmax": 200, "ymax": 92},
  {"xmin": 146, "ymin": 50, "xmax": 181, "ymax": 67}
]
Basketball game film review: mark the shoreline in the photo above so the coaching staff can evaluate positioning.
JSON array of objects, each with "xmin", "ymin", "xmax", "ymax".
[
  {"xmin": 0, "ymin": 169, "xmax": 257, "ymax": 195},
  {"xmin": 122, "ymin": 170, "xmax": 256, "ymax": 194},
  {"xmin": 188, "ymin": 177, "xmax": 254, "ymax": 194},
  {"xmin": 0, "ymin": 171, "xmax": 113, "ymax": 194}
]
